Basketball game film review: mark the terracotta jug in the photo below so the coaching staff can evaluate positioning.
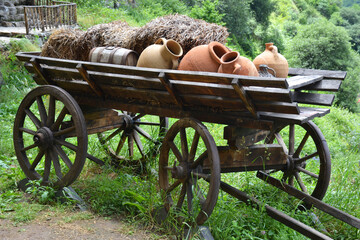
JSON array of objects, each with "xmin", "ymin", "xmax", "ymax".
[
  {"xmin": 218, "ymin": 51, "xmax": 259, "ymax": 77},
  {"xmin": 178, "ymin": 41, "xmax": 230, "ymax": 72},
  {"xmin": 136, "ymin": 38, "xmax": 183, "ymax": 69},
  {"xmin": 253, "ymin": 43, "xmax": 289, "ymax": 78}
]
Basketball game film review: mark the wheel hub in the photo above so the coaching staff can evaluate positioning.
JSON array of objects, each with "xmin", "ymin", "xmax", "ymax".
[
  {"xmin": 171, "ymin": 162, "xmax": 188, "ymax": 180},
  {"xmin": 33, "ymin": 127, "xmax": 54, "ymax": 149},
  {"xmin": 123, "ymin": 114, "xmax": 138, "ymax": 133}
]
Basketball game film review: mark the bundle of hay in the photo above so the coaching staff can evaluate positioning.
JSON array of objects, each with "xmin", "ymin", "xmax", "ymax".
[
  {"xmin": 128, "ymin": 14, "xmax": 229, "ymax": 56},
  {"xmin": 78, "ymin": 21, "xmax": 134, "ymax": 61},
  {"xmin": 41, "ymin": 28, "xmax": 85, "ymax": 60}
]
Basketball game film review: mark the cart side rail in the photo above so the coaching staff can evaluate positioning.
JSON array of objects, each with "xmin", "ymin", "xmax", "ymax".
[{"xmin": 16, "ymin": 52, "xmax": 346, "ymax": 127}]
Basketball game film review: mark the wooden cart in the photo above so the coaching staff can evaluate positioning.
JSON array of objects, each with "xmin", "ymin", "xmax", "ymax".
[{"xmin": 14, "ymin": 52, "xmax": 359, "ymax": 239}]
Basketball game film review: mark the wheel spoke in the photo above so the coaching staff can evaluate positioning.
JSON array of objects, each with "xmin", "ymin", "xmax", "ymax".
[
  {"xmin": 275, "ymin": 132, "xmax": 288, "ymax": 154},
  {"xmin": 36, "ymin": 96, "xmax": 47, "ymax": 126},
  {"xmin": 296, "ymin": 166, "xmax": 319, "ymax": 179},
  {"xmin": 21, "ymin": 143, "xmax": 38, "ymax": 152},
  {"xmin": 137, "ymin": 121, "xmax": 161, "ymax": 126},
  {"xmin": 186, "ymin": 180, "xmax": 193, "ymax": 214},
  {"xmin": 294, "ymin": 151, "xmax": 319, "ymax": 164},
  {"xmin": 168, "ymin": 141, "xmax": 183, "ymax": 162},
  {"xmin": 50, "ymin": 148, "xmax": 63, "ymax": 179},
  {"xmin": 294, "ymin": 172, "xmax": 308, "ymax": 194},
  {"xmin": 133, "ymin": 113, "xmax": 146, "ymax": 121},
  {"xmin": 180, "ymin": 128, "xmax": 188, "ymax": 161},
  {"xmin": 294, "ymin": 132, "xmax": 310, "ymax": 158},
  {"xmin": 191, "ymin": 151, "xmax": 207, "ymax": 169},
  {"xmin": 115, "ymin": 131, "xmax": 127, "ymax": 155},
  {"xmin": 25, "ymin": 109, "xmax": 41, "ymax": 129},
  {"xmin": 51, "ymin": 106, "xmax": 68, "ymax": 131},
  {"xmin": 189, "ymin": 132, "xmax": 200, "ymax": 162},
  {"xmin": 29, "ymin": 149, "xmax": 45, "ymax": 170},
  {"xmin": 289, "ymin": 124, "xmax": 295, "ymax": 155},
  {"xmin": 19, "ymin": 127, "xmax": 36, "ymax": 135},
  {"xmin": 54, "ymin": 144, "xmax": 73, "ymax": 169},
  {"xmin": 104, "ymin": 127, "xmax": 123, "ymax": 143},
  {"xmin": 46, "ymin": 96, "xmax": 56, "ymax": 127},
  {"xmin": 54, "ymin": 138, "xmax": 78, "ymax": 152},
  {"xmin": 53, "ymin": 126, "xmax": 75, "ymax": 138},
  {"xmin": 133, "ymin": 131, "xmax": 145, "ymax": 158},
  {"xmin": 43, "ymin": 150, "xmax": 52, "ymax": 182},
  {"xmin": 128, "ymin": 133, "xmax": 134, "ymax": 157},
  {"xmin": 176, "ymin": 183, "xmax": 187, "ymax": 210},
  {"xmin": 134, "ymin": 125, "xmax": 154, "ymax": 142},
  {"xmin": 165, "ymin": 179, "xmax": 182, "ymax": 195}
]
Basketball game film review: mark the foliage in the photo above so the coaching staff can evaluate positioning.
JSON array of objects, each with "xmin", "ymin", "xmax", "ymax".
[
  {"xmin": 189, "ymin": 0, "xmax": 225, "ymax": 25},
  {"xmin": 339, "ymin": 5, "xmax": 360, "ymax": 52},
  {"xmin": 286, "ymin": 19, "xmax": 352, "ymax": 71}
]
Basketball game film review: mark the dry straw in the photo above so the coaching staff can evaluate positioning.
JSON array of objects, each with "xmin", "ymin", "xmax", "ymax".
[
  {"xmin": 128, "ymin": 14, "xmax": 229, "ymax": 56},
  {"xmin": 41, "ymin": 14, "xmax": 229, "ymax": 60}
]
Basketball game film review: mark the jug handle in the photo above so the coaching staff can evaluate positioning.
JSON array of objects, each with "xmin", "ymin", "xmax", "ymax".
[
  {"xmin": 267, "ymin": 66, "xmax": 276, "ymax": 77},
  {"xmin": 270, "ymin": 45, "xmax": 279, "ymax": 60},
  {"xmin": 155, "ymin": 38, "xmax": 167, "ymax": 45},
  {"xmin": 233, "ymin": 63, "xmax": 242, "ymax": 74},
  {"xmin": 172, "ymin": 58, "xmax": 179, "ymax": 70}
]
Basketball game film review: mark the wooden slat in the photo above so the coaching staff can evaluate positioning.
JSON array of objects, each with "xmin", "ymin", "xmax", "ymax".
[
  {"xmin": 293, "ymin": 91, "xmax": 335, "ymax": 106},
  {"xmin": 259, "ymin": 107, "xmax": 330, "ymax": 123},
  {"xmin": 286, "ymin": 75, "xmax": 323, "ymax": 89},
  {"xmin": 298, "ymin": 79, "xmax": 342, "ymax": 92},
  {"xmin": 158, "ymin": 72, "xmax": 183, "ymax": 107},
  {"xmin": 76, "ymin": 63, "xmax": 104, "ymax": 97},
  {"xmin": 288, "ymin": 67, "xmax": 347, "ymax": 80},
  {"xmin": 231, "ymin": 78, "xmax": 258, "ymax": 118},
  {"xmin": 254, "ymin": 102, "xmax": 299, "ymax": 114}
]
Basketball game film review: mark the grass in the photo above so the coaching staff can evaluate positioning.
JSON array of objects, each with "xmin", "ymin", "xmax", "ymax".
[{"xmin": 0, "ymin": 9, "xmax": 360, "ymax": 240}]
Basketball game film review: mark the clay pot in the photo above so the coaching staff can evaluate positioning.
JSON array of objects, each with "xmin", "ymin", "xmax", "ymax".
[
  {"xmin": 136, "ymin": 38, "xmax": 183, "ymax": 69},
  {"xmin": 178, "ymin": 41, "xmax": 230, "ymax": 72},
  {"xmin": 218, "ymin": 51, "xmax": 259, "ymax": 77},
  {"xmin": 253, "ymin": 43, "xmax": 289, "ymax": 78}
]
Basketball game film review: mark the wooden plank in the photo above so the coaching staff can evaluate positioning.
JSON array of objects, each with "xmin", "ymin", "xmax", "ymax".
[
  {"xmin": 74, "ymin": 95, "xmax": 274, "ymax": 129},
  {"xmin": 246, "ymin": 87, "xmax": 293, "ymax": 103},
  {"xmin": 286, "ymin": 75, "xmax": 323, "ymax": 89},
  {"xmin": 254, "ymin": 101, "xmax": 299, "ymax": 114},
  {"xmin": 76, "ymin": 63, "xmax": 104, "ymax": 97},
  {"xmin": 223, "ymin": 126, "xmax": 269, "ymax": 148},
  {"xmin": 202, "ymin": 145, "xmax": 287, "ymax": 172},
  {"xmin": 293, "ymin": 91, "xmax": 335, "ymax": 106},
  {"xmin": 298, "ymin": 79, "xmax": 342, "ymax": 92},
  {"xmin": 158, "ymin": 72, "xmax": 183, "ymax": 107},
  {"xmin": 231, "ymin": 78, "xmax": 258, "ymax": 118},
  {"xmin": 288, "ymin": 67, "xmax": 347, "ymax": 80}
]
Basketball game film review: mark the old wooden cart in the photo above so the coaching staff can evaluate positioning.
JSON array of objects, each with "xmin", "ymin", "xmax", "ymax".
[{"xmin": 14, "ymin": 52, "xmax": 360, "ymax": 239}]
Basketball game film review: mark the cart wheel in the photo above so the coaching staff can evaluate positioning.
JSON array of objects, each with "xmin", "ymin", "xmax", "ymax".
[
  {"xmin": 97, "ymin": 112, "xmax": 168, "ymax": 166},
  {"xmin": 264, "ymin": 121, "xmax": 331, "ymax": 203},
  {"xmin": 159, "ymin": 118, "xmax": 220, "ymax": 226},
  {"xmin": 13, "ymin": 86, "xmax": 87, "ymax": 188}
]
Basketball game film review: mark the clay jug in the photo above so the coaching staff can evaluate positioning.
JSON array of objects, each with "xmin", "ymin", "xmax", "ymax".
[
  {"xmin": 218, "ymin": 51, "xmax": 259, "ymax": 77},
  {"xmin": 178, "ymin": 41, "xmax": 230, "ymax": 72},
  {"xmin": 253, "ymin": 43, "xmax": 289, "ymax": 78},
  {"xmin": 136, "ymin": 38, "xmax": 183, "ymax": 69}
]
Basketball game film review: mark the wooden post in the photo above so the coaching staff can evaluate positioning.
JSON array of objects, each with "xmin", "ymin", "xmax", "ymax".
[{"xmin": 24, "ymin": 7, "xmax": 30, "ymax": 35}]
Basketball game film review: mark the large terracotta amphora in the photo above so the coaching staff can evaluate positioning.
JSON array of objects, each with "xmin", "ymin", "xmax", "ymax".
[
  {"xmin": 218, "ymin": 51, "xmax": 259, "ymax": 77},
  {"xmin": 253, "ymin": 43, "xmax": 289, "ymax": 78},
  {"xmin": 178, "ymin": 41, "xmax": 230, "ymax": 72},
  {"xmin": 136, "ymin": 38, "xmax": 183, "ymax": 69}
]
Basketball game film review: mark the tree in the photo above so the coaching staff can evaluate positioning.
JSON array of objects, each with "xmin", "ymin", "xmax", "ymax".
[
  {"xmin": 190, "ymin": 0, "xmax": 225, "ymax": 25},
  {"xmin": 287, "ymin": 20, "xmax": 351, "ymax": 70},
  {"xmin": 287, "ymin": 20, "xmax": 359, "ymax": 112}
]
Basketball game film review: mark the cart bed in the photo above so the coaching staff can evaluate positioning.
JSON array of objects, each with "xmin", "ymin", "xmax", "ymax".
[{"xmin": 16, "ymin": 52, "xmax": 346, "ymax": 129}]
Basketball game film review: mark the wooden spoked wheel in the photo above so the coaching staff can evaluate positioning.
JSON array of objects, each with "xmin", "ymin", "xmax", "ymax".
[
  {"xmin": 13, "ymin": 86, "xmax": 87, "ymax": 188},
  {"xmin": 159, "ymin": 118, "xmax": 220, "ymax": 226},
  {"xmin": 263, "ymin": 121, "xmax": 331, "ymax": 203},
  {"xmin": 97, "ymin": 112, "xmax": 168, "ymax": 166}
]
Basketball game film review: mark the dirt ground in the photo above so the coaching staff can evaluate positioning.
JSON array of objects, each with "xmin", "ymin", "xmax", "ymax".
[{"xmin": 0, "ymin": 210, "xmax": 170, "ymax": 240}]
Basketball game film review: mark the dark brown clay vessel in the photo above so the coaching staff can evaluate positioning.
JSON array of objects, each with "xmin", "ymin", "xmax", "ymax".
[
  {"xmin": 178, "ymin": 41, "xmax": 230, "ymax": 72},
  {"xmin": 253, "ymin": 43, "xmax": 289, "ymax": 78},
  {"xmin": 218, "ymin": 51, "xmax": 259, "ymax": 77}
]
